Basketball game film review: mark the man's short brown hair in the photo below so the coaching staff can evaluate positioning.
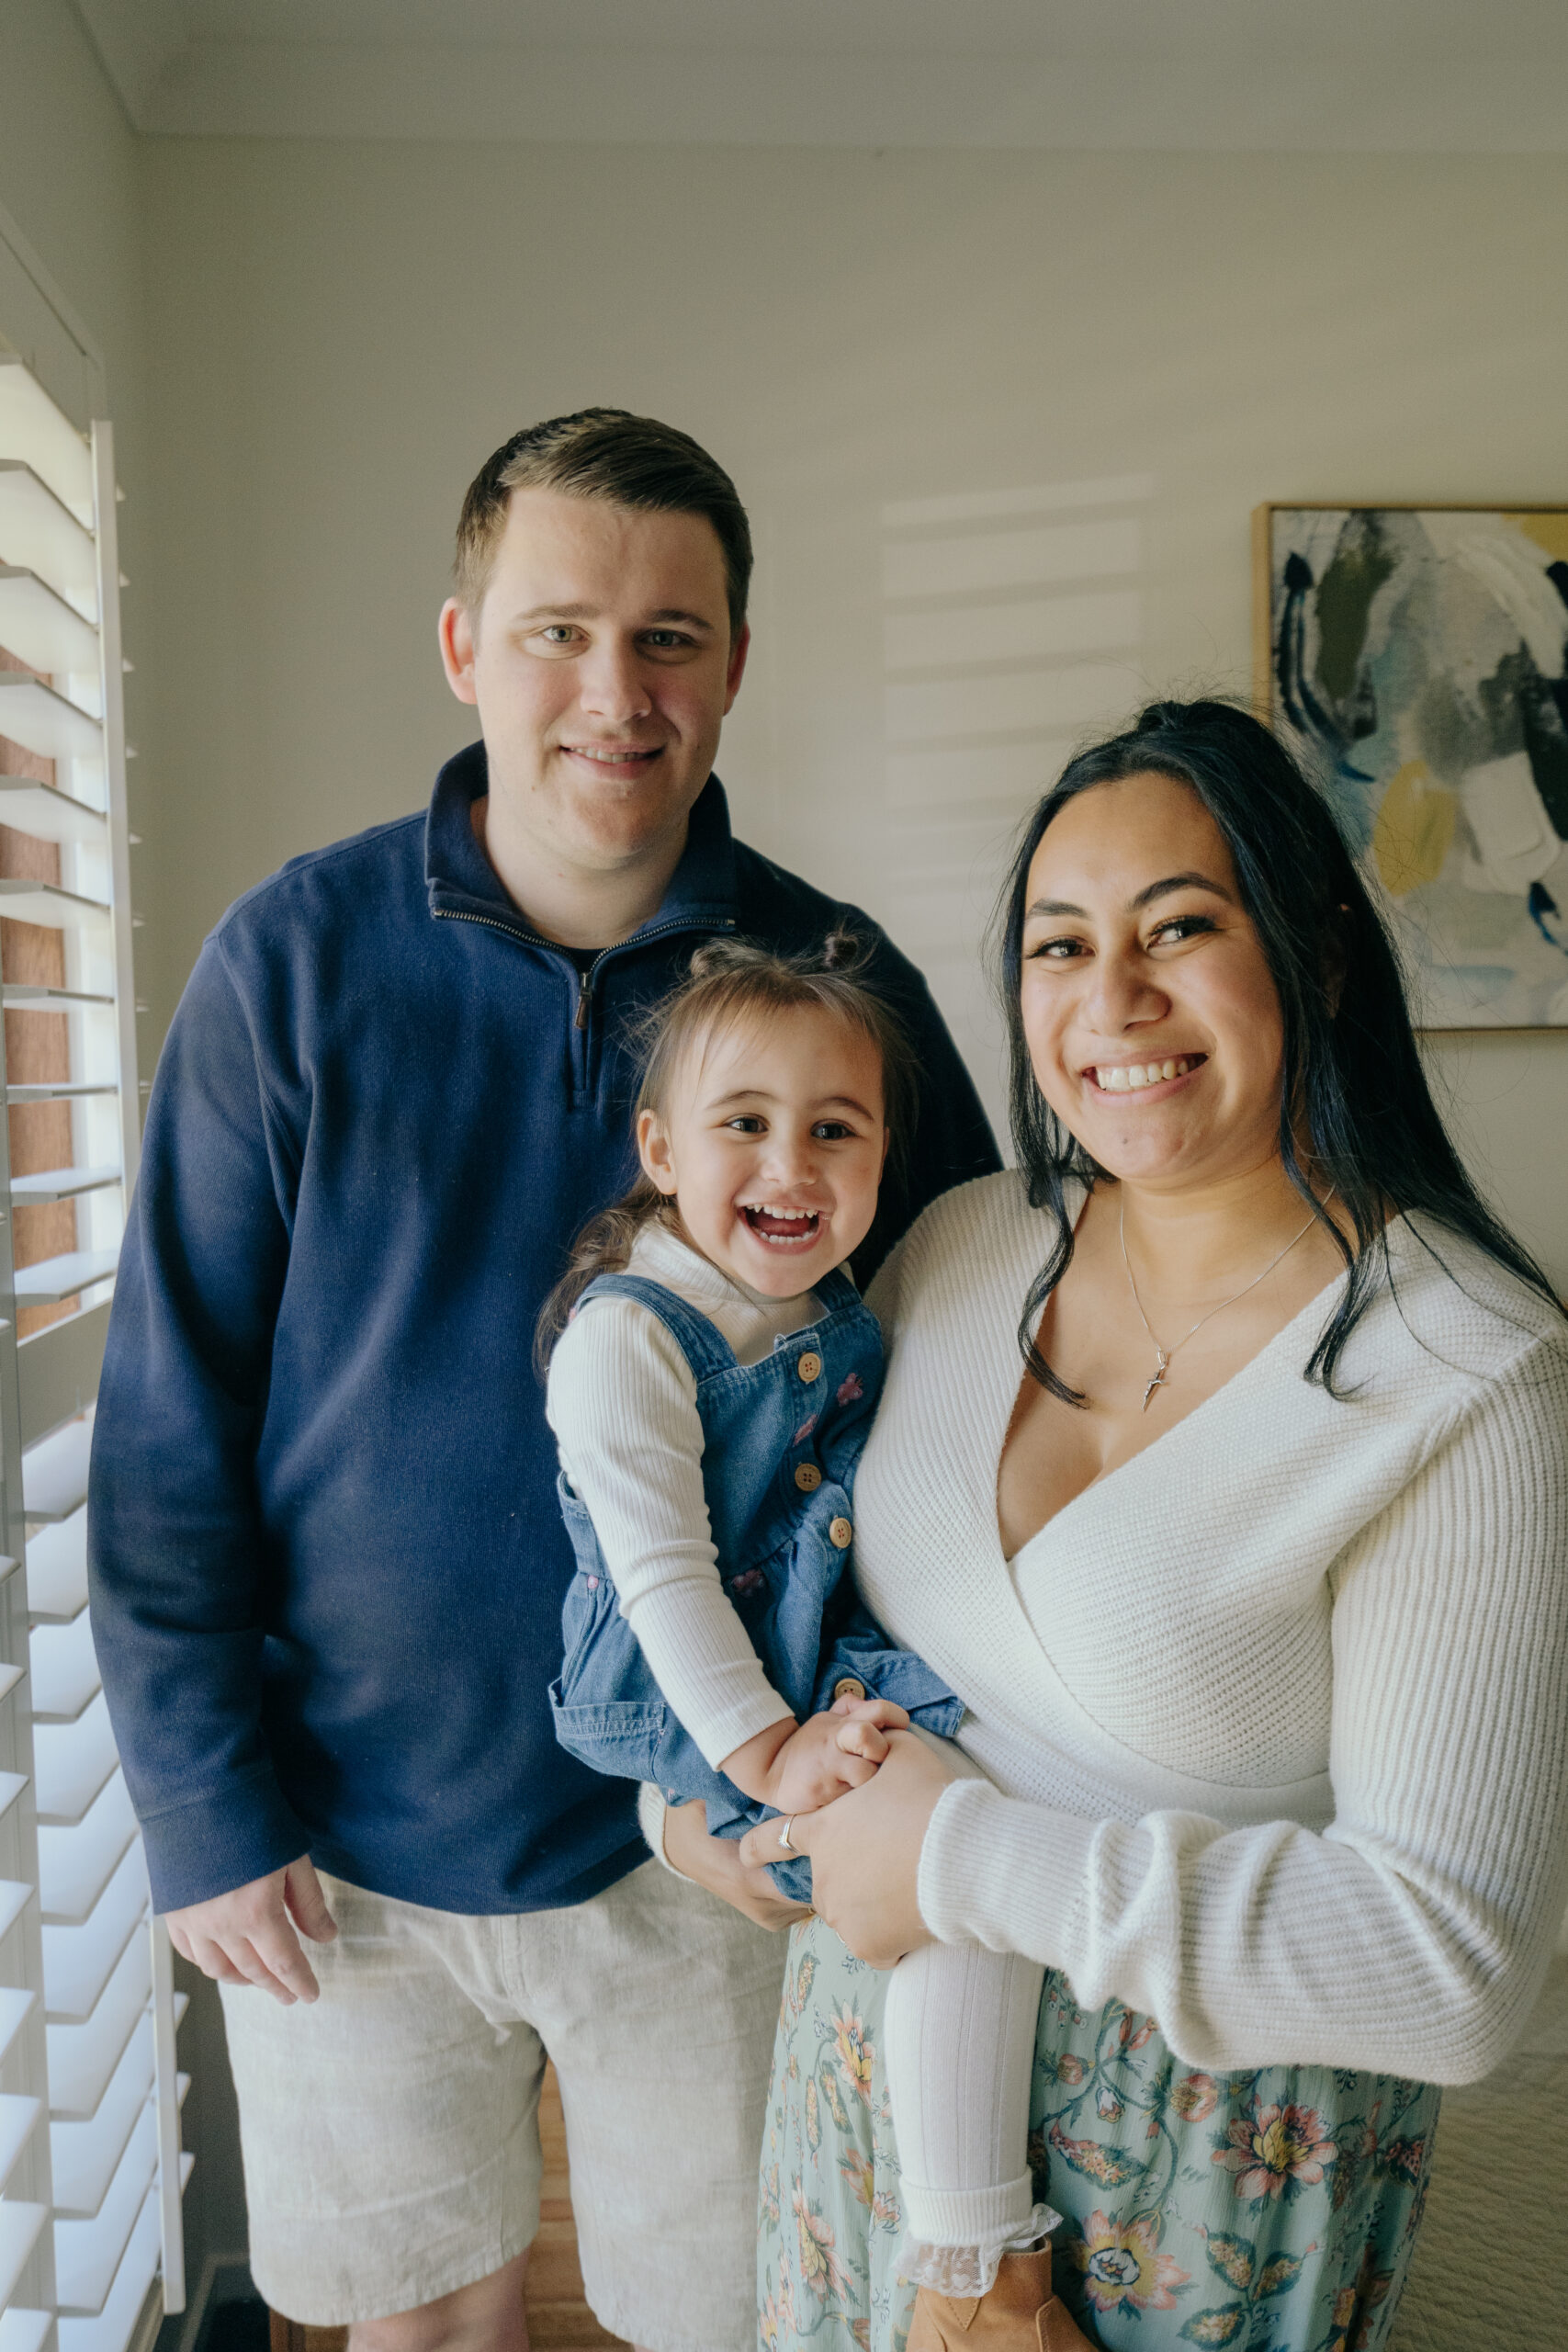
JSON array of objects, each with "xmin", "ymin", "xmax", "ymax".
[{"xmin": 453, "ymin": 408, "xmax": 753, "ymax": 637}]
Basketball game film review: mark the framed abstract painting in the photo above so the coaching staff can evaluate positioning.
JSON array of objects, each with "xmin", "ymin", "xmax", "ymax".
[{"xmin": 1253, "ymin": 503, "xmax": 1568, "ymax": 1028}]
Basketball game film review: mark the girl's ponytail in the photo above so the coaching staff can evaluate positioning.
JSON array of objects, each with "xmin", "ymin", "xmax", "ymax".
[{"xmin": 533, "ymin": 1177, "xmax": 671, "ymax": 1379}]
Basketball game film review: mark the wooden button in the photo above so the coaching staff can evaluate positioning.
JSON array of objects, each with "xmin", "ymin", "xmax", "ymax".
[
  {"xmin": 796, "ymin": 1351, "xmax": 822, "ymax": 1383},
  {"xmin": 794, "ymin": 1463, "xmax": 823, "ymax": 1493},
  {"xmin": 829, "ymin": 1516, "xmax": 853, "ymax": 1550},
  {"xmin": 832, "ymin": 1676, "xmax": 866, "ymax": 1702}
]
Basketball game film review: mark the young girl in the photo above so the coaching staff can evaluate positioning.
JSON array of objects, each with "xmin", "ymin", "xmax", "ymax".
[{"xmin": 541, "ymin": 936, "xmax": 1086, "ymax": 2352}]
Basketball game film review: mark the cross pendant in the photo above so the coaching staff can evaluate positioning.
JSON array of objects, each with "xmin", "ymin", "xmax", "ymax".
[{"xmin": 1141, "ymin": 1352, "xmax": 1169, "ymax": 1412}]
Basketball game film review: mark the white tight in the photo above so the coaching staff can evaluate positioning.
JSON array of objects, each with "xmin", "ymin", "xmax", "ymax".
[
  {"xmin": 875, "ymin": 1732, "xmax": 1055, "ymax": 2291},
  {"xmin": 881, "ymin": 1934, "xmax": 1053, "ymax": 2293}
]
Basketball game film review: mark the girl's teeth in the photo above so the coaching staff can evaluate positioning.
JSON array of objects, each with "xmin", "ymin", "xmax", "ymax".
[
  {"xmin": 745, "ymin": 1205, "xmax": 820, "ymax": 1243},
  {"xmin": 1095, "ymin": 1057, "xmax": 1193, "ymax": 1092}
]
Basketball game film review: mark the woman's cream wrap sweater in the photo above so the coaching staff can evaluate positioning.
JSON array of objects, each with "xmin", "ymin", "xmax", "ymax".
[{"xmin": 855, "ymin": 1172, "xmax": 1568, "ymax": 2086}]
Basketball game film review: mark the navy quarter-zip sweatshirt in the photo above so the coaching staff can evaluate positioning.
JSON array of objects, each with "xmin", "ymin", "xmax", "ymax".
[{"xmin": 88, "ymin": 744, "xmax": 999, "ymax": 1916}]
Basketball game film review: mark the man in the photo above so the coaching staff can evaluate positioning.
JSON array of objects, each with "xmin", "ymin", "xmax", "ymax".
[{"xmin": 90, "ymin": 412, "xmax": 998, "ymax": 2352}]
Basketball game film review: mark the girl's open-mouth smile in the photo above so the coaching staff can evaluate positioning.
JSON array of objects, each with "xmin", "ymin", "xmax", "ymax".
[{"xmin": 740, "ymin": 1204, "xmax": 823, "ymax": 1248}]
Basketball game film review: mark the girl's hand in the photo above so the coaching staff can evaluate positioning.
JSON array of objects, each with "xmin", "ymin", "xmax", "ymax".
[
  {"xmin": 739, "ymin": 1728, "xmax": 954, "ymax": 1967},
  {"xmin": 764, "ymin": 1698, "xmax": 910, "ymax": 1815},
  {"xmin": 660, "ymin": 1797, "xmax": 812, "ymax": 1932}
]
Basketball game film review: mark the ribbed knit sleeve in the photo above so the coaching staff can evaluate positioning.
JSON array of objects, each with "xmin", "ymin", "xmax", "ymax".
[
  {"xmin": 918, "ymin": 1337, "xmax": 1568, "ymax": 2084},
  {"xmin": 547, "ymin": 1297, "xmax": 793, "ymax": 1768}
]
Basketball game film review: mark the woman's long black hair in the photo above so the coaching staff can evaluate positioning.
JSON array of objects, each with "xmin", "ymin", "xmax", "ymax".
[{"xmin": 997, "ymin": 696, "xmax": 1562, "ymax": 1401}]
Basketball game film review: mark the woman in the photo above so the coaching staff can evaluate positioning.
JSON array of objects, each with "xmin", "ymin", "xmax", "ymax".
[{"xmin": 668, "ymin": 699, "xmax": 1568, "ymax": 2351}]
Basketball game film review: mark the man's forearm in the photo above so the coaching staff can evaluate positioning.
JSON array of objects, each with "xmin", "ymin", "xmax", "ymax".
[{"xmin": 88, "ymin": 939, "xmax": 299, "ymax": 1911}]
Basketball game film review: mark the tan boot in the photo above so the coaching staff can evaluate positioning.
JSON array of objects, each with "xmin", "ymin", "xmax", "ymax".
[{"xmin": 907, "ymin": 2244, "xmax": 1098, "ymax": 2352}]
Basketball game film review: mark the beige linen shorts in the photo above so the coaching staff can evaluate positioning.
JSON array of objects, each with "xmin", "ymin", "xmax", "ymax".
[{"xmin": 220, "ymin": 1859, "xmax": 785, "ymax": 2345}]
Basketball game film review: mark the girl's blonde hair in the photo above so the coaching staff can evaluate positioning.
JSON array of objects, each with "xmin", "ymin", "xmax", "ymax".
[{"xmin": 536, "ymin": 932, "xmax": 915, "ymax": 1373}]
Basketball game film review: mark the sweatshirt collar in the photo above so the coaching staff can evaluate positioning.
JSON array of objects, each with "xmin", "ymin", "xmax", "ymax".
[{"xmin": 424, "ymin": 739, "xmax": 739, "ymax": 941}]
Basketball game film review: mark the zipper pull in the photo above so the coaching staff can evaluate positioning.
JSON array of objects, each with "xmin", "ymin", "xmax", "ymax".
[{"xmin": 575, "ymin": 968, "xmax": 593, "ymax": 1029}]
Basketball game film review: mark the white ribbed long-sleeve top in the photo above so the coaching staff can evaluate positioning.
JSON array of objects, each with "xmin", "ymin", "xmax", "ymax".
[
  {"xmin": 546, "ymin": 1220, "xmax": 808, "ymax": 1770},
  {"xmin": 855, "ymin": 1171, "xmax": 1568, "ymax": 2086}
]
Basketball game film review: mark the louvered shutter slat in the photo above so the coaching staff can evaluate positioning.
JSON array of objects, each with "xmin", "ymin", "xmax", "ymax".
[
  {"xmin": 45, "ymin": 1939, "xmax": 150, "ymax": 2121},
  {"xmin": 24, "ymin": 1510, "xmax": 86, "ymax": 1626},
  {"xmin": 0, "ymin": 356, "xmax": 184, "ymax": 2351}
]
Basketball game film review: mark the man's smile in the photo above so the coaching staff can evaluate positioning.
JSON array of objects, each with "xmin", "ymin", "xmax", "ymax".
[{"xmin": 560, "ymin": 741, "xmax": 666, "ymax": 768}]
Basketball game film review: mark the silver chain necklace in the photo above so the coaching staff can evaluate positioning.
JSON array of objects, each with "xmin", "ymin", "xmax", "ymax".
[{"xmin": 1120, "ymin": 1193, "xmax": 1324, "ymax": 1411}]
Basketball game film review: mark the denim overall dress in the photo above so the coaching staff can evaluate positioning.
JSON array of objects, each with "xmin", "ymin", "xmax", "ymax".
[{"xmin": 548, "ymin": 1267, "xmax": 964, "ymax": 1898}]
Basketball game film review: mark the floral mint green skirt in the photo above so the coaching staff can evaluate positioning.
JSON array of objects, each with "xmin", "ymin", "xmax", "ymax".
[{"xmin": 759, "ymin": 1916, "xmax": 1438, "ymax": 2352}]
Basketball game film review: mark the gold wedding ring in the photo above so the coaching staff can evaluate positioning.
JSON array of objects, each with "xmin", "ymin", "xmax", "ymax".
[{"xmin": 778, "ymin": 1816, "xmax": 795, "ymax": 1852}]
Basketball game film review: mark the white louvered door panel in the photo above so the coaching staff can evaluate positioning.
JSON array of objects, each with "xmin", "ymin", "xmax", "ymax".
[{"xmin": 0, "ymin": 353, "xmax": 186, "ymax": 2352}]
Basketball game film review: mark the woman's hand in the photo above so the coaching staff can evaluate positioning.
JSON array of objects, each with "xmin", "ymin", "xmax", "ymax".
[
  {"xmin": 739, "ymin": 1729, "xmax": 955, "ymax": 1967},
  {"xmin": 660, "ymin": 1797, "xmax": 813, "ymax": 1933}
]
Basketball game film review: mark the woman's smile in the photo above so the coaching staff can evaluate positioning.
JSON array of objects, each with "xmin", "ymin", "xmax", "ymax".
[{"xmin": 1083, "ymin": 1052, "xmax": 1207, "ymax": 1098}]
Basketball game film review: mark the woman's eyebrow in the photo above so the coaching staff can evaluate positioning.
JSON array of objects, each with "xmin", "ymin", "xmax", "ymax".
[
  {"xmin": 1130, "ymin": 870, "xmax": 1235, "ymax": 910},
  {"xmin": 1024, "ymin": 870, "xmax": 1235, "ymax": 920}
]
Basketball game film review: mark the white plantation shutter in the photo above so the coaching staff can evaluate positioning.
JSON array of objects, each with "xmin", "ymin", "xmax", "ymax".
[{"xmin": 0, "ymin": 347, "xmax": 187, "ymax": 2352}]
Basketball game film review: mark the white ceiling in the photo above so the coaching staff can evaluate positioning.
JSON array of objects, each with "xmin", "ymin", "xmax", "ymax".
[{"xmin": 73, "ymin": 0, "xmax": 1568, "ymax": 149}]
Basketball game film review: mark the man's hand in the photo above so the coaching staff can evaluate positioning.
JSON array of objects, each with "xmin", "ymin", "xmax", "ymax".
[
  {"xmin": 660, "ymin": 1799, "xmax": 812, "ymax": 1932},
  {"xmin": 739, "ymin": 1729, "xmax": 953, "ymax": 1967},
  {"xmin": 164, "ymin": 1856, "xmax": 339, "ymax": 2004}
]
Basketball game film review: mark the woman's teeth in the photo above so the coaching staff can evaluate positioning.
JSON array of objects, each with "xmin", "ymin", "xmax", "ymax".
[
  {"xmin": 743, "ymin": 1204, "xmax": 821, "ymax": 1244},
  {"xmin": 1093, "ymin": 1056, "xmax": 1199, "ymax": 1093}
]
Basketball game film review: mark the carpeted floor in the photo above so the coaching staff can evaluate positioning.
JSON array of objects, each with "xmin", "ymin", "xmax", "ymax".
[{"xmin": 1387, "ymin": 1954, "xmax": 1568, "ymax": 2350}]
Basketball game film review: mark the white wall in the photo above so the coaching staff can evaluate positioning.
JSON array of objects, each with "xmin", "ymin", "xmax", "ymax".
[
  {"xmin": 0, "ymin": 0, "xmax": 146, "ymax": 724},
  {"xmin": 0, "ymin": 0, "xmax": 141, "ymax": 398},
  {"xmin": 135, "ymin": 136, "xmax": 1568, "ymax": 1283}
]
